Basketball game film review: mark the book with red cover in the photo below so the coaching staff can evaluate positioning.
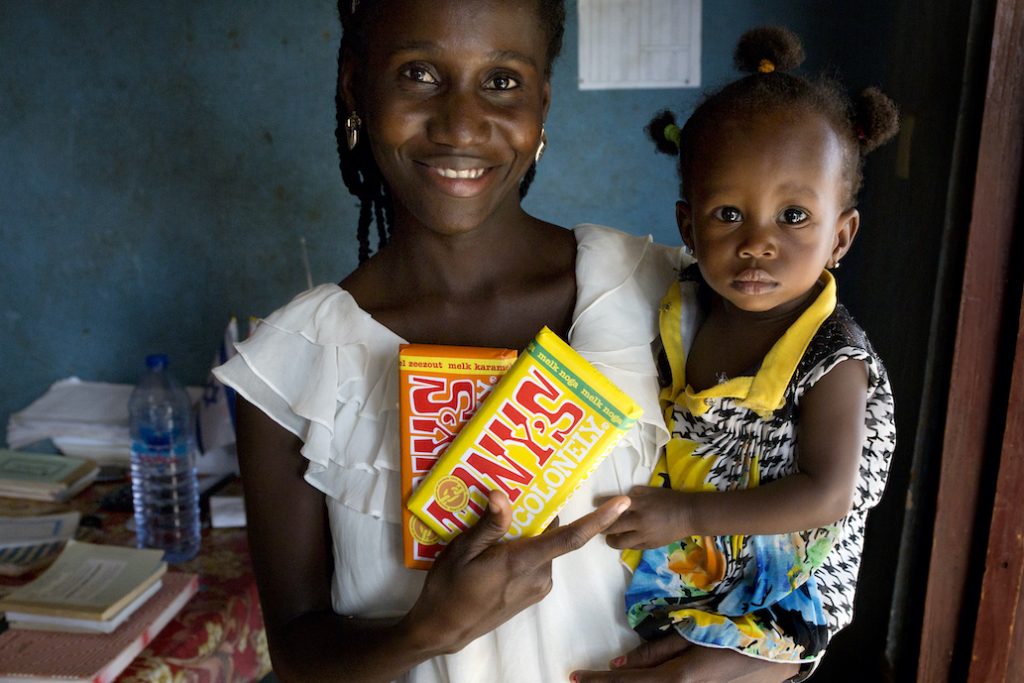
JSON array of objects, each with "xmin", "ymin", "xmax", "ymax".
[{"xmin": 0, "ymin": 571, "xmax": 198, "ymax": 683}]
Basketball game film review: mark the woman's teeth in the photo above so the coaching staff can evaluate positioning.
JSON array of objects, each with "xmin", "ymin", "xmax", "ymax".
[{"xmin": 435, "ymin": 167, "xmax": 485, "ymax": 179}]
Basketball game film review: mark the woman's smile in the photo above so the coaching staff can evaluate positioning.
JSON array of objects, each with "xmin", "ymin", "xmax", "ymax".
[{"xmin": 416, "ymin": 159, "xmax": 500, "ymax": 198}]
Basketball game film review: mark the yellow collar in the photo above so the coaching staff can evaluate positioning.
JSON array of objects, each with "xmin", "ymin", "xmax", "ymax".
[{"xmin": 662, "ymin": 271, "xmax": 837, "ymax": 420}]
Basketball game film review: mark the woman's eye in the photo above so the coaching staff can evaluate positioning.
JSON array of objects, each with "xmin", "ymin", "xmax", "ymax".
[
  {"xmin": 712, "ymin": 206, "xmax": 743, "ymax": 223},
  {"xmin": 403, "ymin": 66, "xmax": 437, "ymax": 84},
  {"xmin": 779, "ymin": 207, "xmax": 809, "ymax": 224},
  {"xmin": 486, "ymin": 74, "xmax": 520, "ymax": 90}
]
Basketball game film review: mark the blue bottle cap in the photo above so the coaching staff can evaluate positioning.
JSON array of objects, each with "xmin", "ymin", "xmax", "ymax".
[{"xmin": 145, "ymin": 354, "xmax": 169, "ymax": 370}]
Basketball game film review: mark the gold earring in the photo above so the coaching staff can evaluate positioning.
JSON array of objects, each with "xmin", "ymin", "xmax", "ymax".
[
  {"xmin": 345, "ymin": 111, "xmax": 362, "ymax": 150},
  {"xmin": 535, "ymin": 125, "xmax": 547, "ymax": 164}
]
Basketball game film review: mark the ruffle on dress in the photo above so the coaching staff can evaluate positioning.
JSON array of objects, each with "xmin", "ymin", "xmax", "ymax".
[
  {"xmin": 213, "ymin": 224, "xmax": 683, "ymax": 523},
  {"xmin": 213, "ymin": 285, "xmax": 406, "ymax": 522}
]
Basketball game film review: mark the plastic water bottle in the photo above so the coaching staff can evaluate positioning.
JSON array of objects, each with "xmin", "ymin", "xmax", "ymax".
[{"xmin": 129, "ymin": 354, "xmax": 200, "ymax": 563}]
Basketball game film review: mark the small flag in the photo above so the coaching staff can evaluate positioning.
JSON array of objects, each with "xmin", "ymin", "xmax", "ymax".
[{"xmin": 197, "ymin": 317, "xmax": 239, "ymax": 455}]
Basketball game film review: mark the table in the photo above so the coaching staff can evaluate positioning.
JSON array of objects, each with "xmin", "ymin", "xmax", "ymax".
[{"xmin": 0, "ymin": 477, "xmax": 272, "ymax": 683}]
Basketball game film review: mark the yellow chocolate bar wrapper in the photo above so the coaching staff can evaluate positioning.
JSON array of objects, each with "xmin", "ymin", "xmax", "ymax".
[
  {"xmin": 407, "ymin": 326, "xmax": 642, "ymax": 542},
  {"xmin": 399, "ymin": 344, "xmax": 517, "ymax": 569}
]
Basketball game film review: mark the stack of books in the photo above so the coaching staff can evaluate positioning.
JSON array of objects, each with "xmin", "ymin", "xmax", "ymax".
[
  {"xmin": 0, "ymin": 541, "xmax": 198, "ymax": 682},
  {"xmin": 0, "ymin": 449, "xmax": 99, "ymax": 502},
  {"xmin": 0, "ymin": 541, "xmax": 169, "ymax": 633}
]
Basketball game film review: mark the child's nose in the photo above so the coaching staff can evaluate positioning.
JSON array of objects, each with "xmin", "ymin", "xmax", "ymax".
[
  {"xmin": 427, "ymin": 88, "xmax": 490, "ymax": 149},
  {"xmin": 737, "ymin": 222, "xmax": 777, "ymax": 259}
]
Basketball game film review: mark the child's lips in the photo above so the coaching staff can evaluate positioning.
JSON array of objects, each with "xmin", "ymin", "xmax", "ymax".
[{"xmin": 732, "ymin": 269, "xmax": 777, "ymax": 294}]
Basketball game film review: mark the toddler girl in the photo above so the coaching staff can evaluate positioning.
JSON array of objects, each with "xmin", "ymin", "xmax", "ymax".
[{"xmin": 604, "ymin": 26, "xmax": 899, "ymax": 678}]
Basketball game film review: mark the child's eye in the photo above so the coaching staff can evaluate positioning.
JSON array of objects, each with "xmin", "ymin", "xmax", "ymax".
[
  {"xmin": 779, "ymin": 207, "xmax": 809, "ymax": 224},
  {"xmin": 485, "ymin": 74, "xmax": 520, "ymax": 91},
  {"xmin": 402, "ymin": 65, "xmax": 438, "ymax": 85},
  {"xmin": 712, "ymin": 206, "xmax": 743, "ymax": 223}
]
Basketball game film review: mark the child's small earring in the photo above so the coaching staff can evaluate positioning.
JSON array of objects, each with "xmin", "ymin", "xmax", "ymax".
[
  {"xmin": 345, "ymin": 111, "xmax": 362, "ymax": 150},
  {"xmin": 535, "ymin": 125, "xmax": 547, "ymax": 164},
  {"xmin": 830, "ymin": 259, "xmax": 841, "ymax": 269}
]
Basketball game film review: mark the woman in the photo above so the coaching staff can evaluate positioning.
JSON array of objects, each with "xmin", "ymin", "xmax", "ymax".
[{"xmin": 215, "ymin": 2, "xmax": 798, "ymax": 681}]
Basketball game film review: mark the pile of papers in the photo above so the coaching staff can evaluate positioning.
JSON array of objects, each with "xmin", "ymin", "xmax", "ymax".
[
  {"xmin": 6, "ymin": 377, "xmax": 237, "ymax": 477},
  {"xmin": 6, "ymin": 378, "xmax": 134, "ymax": 464},
  {"xmin": 0, "ymin": 449, "xmax": 99, "ymax": 502}
]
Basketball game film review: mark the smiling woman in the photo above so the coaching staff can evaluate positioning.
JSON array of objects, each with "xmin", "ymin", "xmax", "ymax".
[
  {"xmin": 337, "ymin": 0, "xmax": 564, "ymax": 262},
  {"xmin": 208, "ymin": 2, "xmax": 793, "ymax": 682},
  {"xmin": 345, "ymin": 0, "xmax": 552, "ymax": 250}
]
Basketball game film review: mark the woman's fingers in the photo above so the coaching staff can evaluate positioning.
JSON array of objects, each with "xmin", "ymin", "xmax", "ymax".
[
  {"xmin": 447, "ymin": 490, "xmax": 513, "ymax": 560},
  {"xmin": 518, "ymin": 496, "xmax": 630, "ymax": 567},
  {"xmin": 611, "ymin": 633, "xmax": 692, "ymax": 669},
  {"xmin": 571, "ymin": 635, "xmax": 692, "ymax": 682},
  {"xmin": 408, "ymin": 494, "xmax": 631, "ymax": 654}
]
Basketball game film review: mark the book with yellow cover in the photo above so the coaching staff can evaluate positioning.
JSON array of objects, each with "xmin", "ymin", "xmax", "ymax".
[
  {"xmin": 408, "ymin": 327, "xmax": 642, "ymax": 543},
  {"xmin": 399, "ymin": 343, "xmax": 517, "ymax": 569},
  {"xmin": 0, "ymin": 449, "xmax": 99, "ymax": 502}
]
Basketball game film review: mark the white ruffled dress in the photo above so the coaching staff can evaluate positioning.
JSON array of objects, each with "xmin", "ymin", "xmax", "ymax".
[{"xmin": 214, "ymin": 225, "xmax": 683, "ymax": 682}]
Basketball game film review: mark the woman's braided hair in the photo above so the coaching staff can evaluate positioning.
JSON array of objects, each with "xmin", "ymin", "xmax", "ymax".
[
  {"xmin": 335, "ymin": 0, "xmax": 567, "ymax": 263},
  {"xmin": 647, "ymin": 26, "xmax": 899, "ymax": 209}
]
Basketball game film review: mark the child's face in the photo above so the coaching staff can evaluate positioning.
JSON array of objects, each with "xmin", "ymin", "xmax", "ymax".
[
  {"xmin": 342, "ymin": 0, "xmax": 551, "ymax": 237},
  {"xmin": 678, "ymin": 109, "xmax": 858, "ymax": 315}
]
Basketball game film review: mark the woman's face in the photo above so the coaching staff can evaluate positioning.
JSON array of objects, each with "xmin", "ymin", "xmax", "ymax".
[{"xmin": 345, "ymin": 0, "xmax": 551, "ymax": 237}]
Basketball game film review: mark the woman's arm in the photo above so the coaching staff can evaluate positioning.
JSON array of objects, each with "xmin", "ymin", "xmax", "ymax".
[
  {"xmin": 605, "ymin": 358, "xmax": 867, "ymax": 548},
  {"xmin": 237, "ymin": 397, "xmax": 422, "ymax": 682},
  {"xmin": 237, "ymin": 397, "xmax": 630, "ymax": 682}
]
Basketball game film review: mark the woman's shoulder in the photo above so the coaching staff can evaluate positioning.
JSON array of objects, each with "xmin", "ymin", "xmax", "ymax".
[
  {"xmin": 569, "ymin": 224, "xmax": 685, "ymax": 351},
  {"xmin": 573, "ymin": 223, "xmax": 682, "ymax": 264},
  {"xmin": 256, "ymin": 282, "xmax": 402, "ymax": 346},
  {"xmin": 572, "ymin": 224, "xmax": 684, "ymax": 290}
]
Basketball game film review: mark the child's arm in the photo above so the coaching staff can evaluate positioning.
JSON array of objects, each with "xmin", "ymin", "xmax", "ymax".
[{"xmin": 605, "ymin": 358, "xmax": 867, "ymax": 549}]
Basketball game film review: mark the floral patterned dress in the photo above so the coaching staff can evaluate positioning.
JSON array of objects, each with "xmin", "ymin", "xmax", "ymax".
[{"xmin": 623, "ymin": 266, "xmax": 896, "ymax": 668}]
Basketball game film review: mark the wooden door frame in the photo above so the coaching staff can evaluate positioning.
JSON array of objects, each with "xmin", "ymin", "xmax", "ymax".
[{"xmin": 917, "ymin": 0, "xmax": 1024, "ymax": 679}]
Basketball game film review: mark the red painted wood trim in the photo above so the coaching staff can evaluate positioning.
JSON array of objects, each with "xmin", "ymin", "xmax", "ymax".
[
  {"xmin": 918, "ymin": 0, "xmax": 1024, "ymax": 678},
  {"xmin": 969, "ymin": 296, "xmax": 1024, "ymax": 682}
]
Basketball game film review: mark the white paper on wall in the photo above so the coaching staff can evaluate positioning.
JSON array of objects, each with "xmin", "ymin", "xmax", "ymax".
[{"xmin": 578, "ymin": 0, "xmax": 701, "ymax": 90}]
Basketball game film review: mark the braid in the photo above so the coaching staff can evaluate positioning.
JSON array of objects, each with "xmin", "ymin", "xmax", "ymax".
[
  {"xmin": 336, "ymin": 1, "xmax": 392, "ymax": 264},
  {"xmin": 657, "ymin": 26, "xmax": 899, "ymax": 208},
  {"xmin": 519, "ymin": 163, "xmax": 537, "ymax": 199}
]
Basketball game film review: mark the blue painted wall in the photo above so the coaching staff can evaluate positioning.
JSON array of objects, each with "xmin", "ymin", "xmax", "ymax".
[{"xmin": 2, "ymin": 1, "xmax": 891, "ymax": 432}]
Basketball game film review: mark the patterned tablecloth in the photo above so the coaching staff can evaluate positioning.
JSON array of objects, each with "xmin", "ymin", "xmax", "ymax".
[{"xmin": 0, "ymin": 477, "xmax": 272, "ymax": 683}]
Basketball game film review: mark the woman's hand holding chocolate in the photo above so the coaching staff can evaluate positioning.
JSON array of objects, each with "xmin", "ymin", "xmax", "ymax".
[{"xmin": 403, "ymin": 490, "xmax": 630, "ymax": 655}]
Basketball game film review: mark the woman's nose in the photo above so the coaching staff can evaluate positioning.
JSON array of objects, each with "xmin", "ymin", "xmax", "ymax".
[{"xmin": 427, "ymin": 88, "xmax": 490, "ymax": 148}]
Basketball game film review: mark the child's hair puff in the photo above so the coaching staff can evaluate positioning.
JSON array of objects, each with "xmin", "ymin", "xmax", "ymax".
[
  {"xmin": 854, "ymin": 86, "xmax": 900, "ymax": 154},
  {"xmin": 645, "ymin": 110, "xmax": 682, "ymax": 157},
  {"xmin": 733, "ymin": 26, "xmax": 805, "ymax": 73},
  {"xmin": 651, "ymin": 26, "xmax": 899, "ymax": 207}
]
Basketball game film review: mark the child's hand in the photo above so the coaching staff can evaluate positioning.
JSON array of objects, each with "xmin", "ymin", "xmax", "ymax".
[{"xmin": 603, "ymin": 486, "xmax": 692, "ymax": 549}]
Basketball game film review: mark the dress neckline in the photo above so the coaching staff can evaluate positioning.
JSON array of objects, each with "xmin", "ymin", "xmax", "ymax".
[{"xmin": 326, "ymin": 227, "xmax": 585, "ymax": 346}]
